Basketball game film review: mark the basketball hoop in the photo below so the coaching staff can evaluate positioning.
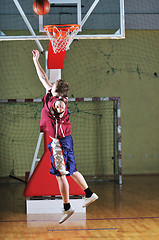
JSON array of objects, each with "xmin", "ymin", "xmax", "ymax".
[{"xmin": 43, "ymin": 24, "xmax": 80, "ymax": 54}]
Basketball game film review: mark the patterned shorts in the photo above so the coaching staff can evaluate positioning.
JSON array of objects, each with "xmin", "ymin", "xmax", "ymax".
[{"xmin": 48, "ymin": 135, "xmax": 77, "ymax": 176}]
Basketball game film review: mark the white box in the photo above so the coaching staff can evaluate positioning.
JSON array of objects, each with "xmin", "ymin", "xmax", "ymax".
[{"xmin": 26, "ymin": 197, "xmax": 86, "ymax": 214}]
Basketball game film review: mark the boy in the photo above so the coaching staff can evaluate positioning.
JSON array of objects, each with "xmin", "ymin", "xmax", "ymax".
[{"xmin": 32, "ymin": 50, "xmax": 98, "ymax": 224}]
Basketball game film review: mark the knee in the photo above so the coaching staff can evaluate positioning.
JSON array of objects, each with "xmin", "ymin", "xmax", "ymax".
[{"xmin": 56, "ymin": 175, "xmax": 66, "ymax": 182}]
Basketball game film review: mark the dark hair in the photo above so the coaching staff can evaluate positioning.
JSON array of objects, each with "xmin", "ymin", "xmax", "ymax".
[{"xmin": 55, "ymin": 79, "xmax": 69, "ymax": 97}]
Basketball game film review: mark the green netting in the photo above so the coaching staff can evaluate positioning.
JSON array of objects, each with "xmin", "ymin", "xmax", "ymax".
[
  {"xmin": 0, "ymin": 100, "xmax": 118, "ymax": 179},
  {"xmin": 0, "ymin": 102, "xmax": 43, "ymax": 177}
]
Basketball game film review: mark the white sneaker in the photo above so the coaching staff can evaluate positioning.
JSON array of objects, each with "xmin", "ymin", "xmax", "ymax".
[
  {"xmin": 59, "ymin": 207, "xmax": 75, "ymax": 224},
  {"xmin": 82, "ymin": 193, "xmax": 99, "ymax": 208}
]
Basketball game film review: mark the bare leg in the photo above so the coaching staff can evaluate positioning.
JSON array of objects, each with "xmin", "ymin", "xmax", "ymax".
[
  {"xmin": 71, "ymin": 171, "xmax": 88, "ymax": 190},
  {"xmin": 57, "ymin": 175, "xmax": 75, "ymax": 224},
  {"xmin": 71, "ymin": 171, "xmax": 99, "ymax": 208},
  {"xmin": 56, "ymin": 175, "xmax": 69, "ymax": 203}
]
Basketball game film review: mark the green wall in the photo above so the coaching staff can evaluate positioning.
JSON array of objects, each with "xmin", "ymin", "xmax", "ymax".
[
  {"xmin": 63, "ymin": 30, "xmax": 159, "ymax": 175},
  {"xmin": 0, "ymin": 30, "xmax": 159, "ymax": 176}
]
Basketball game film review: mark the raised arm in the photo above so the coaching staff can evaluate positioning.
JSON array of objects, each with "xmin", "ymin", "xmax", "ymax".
[{"xmin": 32, "ymin": 50, "xmax": 52, "ymax": 91}]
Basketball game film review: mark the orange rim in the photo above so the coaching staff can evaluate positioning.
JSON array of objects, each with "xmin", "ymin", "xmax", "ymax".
[{"xmin": 44, "ymin": 24, "xmax": 80, "ymax": 38}]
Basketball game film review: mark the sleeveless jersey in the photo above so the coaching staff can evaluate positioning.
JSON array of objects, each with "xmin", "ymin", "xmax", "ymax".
[{"xmin": 39, "ymin": 90, "xmax": 71, "ymax": 139}]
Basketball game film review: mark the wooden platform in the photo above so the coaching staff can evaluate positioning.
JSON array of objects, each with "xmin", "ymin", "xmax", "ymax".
[{"xmin": 0, "ymin": 175, "xmax": 159, "ymax": 239}]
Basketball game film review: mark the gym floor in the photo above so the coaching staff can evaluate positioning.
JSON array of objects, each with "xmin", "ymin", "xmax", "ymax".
[{"xmin": 0, "ymin": 175, "xmax": 159, "ymax": 239}]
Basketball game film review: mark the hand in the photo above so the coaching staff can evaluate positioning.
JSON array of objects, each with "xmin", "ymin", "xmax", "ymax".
[{"xmin": 32, "ymin": 49, "xmax": 39, "ymax": 60}]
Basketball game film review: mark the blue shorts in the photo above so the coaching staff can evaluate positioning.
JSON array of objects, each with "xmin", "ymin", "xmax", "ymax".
[{"xmin": 48, "ymin": 135, "xmax": 77, "ymax": 176}]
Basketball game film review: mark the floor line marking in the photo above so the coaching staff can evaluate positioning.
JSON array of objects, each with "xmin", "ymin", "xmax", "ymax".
[
  {"xmin": 86, "ymin": 216, "xmax": 159, "ymax": 221},
  {"xmin": 48, "ymin": 227, "xmax": 118, "ymax": 232},
  {"xmin": 0, "ymin": 216, "xmax": 159, "ymax": 223}
]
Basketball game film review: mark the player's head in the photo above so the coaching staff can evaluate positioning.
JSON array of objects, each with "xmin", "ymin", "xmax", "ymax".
[{"xmin": 53, "ymin": 79, "xmax": 69, "ymax": 97}]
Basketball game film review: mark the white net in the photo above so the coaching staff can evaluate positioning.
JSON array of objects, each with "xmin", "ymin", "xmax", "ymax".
[{"xmin": 44, "ymin": 24, "xmax": 81, "ymax": 54}]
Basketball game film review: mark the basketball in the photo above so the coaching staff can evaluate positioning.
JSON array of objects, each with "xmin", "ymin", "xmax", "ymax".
[{"xmin": 33, "ymin": 0, "xmax": 50, "ymax": 15}]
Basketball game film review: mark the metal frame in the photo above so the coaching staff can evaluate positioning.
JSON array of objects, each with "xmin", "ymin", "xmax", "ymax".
[
  {"xmin": 12, "ymin": 0, "xmax": 44, "ymax": 51},
  {"xmin": 0, "ymin": 0, "xmax": 125, "ymax": 41}
]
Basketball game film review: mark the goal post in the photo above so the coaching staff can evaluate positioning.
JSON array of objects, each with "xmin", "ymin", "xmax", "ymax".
[
  {"xmin": 68, "ymin": 97, "xmax": 122, "ymax": 184},
  {"xmin": 0, "ymin": 97, "xmax": 122, "ymax": 184}
]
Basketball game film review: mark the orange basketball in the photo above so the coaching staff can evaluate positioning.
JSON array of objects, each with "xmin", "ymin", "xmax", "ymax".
[{"xmin": 33, "ymin": 0, "xmax": 50, "ymax": 15}]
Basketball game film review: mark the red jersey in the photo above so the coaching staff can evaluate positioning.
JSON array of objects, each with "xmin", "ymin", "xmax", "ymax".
[{"xmin": 39, "ymin": 90, "xmax": 71, "ymax": 139}]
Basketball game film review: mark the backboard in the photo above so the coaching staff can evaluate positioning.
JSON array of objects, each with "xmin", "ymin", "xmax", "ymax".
[
  {"xmin": 0, "ymin": 0, "xmax": 125, "ymax": 42},
  {"xmin": 40, "ymin": 0, "xmax": 125, "ymax": 39}
]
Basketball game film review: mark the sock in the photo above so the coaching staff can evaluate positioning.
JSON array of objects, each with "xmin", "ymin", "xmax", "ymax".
[
  {"xmin": 64, "ymin": 203, "xmax": 71, "ymax": 211},
  {"xmin": 84, "ymin": 187, "xmax": 93, "ymax": 198}
]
